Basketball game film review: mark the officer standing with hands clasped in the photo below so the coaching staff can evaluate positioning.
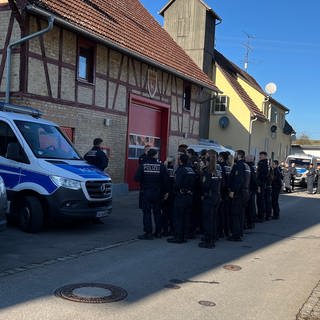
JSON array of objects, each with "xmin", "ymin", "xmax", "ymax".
[
  {"xmin": 228, "ymin": 150, "xmax": 250, "ymax": 241},
  {"xmin": 134, "ymin": 149, "xmax": 169, "ymax": 240}
]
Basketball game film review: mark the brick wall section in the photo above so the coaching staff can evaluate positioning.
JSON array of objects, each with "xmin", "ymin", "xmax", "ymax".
[{"xmin": 1, "ymin": 14, "xmax": 204, "ymax": 184}]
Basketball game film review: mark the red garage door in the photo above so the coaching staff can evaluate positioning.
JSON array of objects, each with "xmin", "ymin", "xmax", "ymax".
[{"xmin": 126, "ymin": 95, "xmax": 169, "ymax": 190}]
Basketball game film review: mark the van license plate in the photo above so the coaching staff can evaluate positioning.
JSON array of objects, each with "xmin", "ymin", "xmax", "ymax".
[{"xmin": 96, "ymin": 210, "xmax": 108, "ymax": 218}]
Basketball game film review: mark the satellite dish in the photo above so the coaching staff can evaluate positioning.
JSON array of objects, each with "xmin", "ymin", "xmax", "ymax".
[{"xmin": 265, "ymin": 82, "xmax": 277, "ymax": 95}]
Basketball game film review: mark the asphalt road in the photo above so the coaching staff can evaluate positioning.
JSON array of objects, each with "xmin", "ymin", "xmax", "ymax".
[{"xmin": 0, "ymin": 190, "xmax": 319, "ymax": 320}]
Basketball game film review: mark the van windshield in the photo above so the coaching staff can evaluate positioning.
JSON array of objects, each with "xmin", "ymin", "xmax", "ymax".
[
  {"xmin": 15, "ymin": 120, "xmax": 81, "ymax": 160},
  {"xmin": 287, "ymin": 158, "xmax": 310, "ymax": 168}
]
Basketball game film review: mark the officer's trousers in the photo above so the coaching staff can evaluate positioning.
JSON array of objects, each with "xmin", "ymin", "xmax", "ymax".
[
  {"xmin": 257, "ymin": 186, "xmax": 272, "ymax": 220},
  {"xmin": 271, "ymin": 187, "xmax": 281, "ymax": 218},
  {"xmin": 218, "ymin": 198, "xmax": 231, "ymax": 237},
  {"xmin": 142, "ymin": 200, "xmax": 161, "ymax": 235},
  {"xmin": 202, "ymin": 198, "xmax": 219, "ymax": 242},
  {"xmin": 173, "ymin": 194, "xmax": 193, "ymax": 241},
  {"xmin": 245, "ymin": 192, "xmax": 256, "ymax": 228},
  {"xmin": 230, "ymin": 196, "xmax": 245, "ymax": 239}
]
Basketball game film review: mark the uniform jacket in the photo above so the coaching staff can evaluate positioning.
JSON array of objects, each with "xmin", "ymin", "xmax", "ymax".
[
  {"xmin": 201, "ymin": 167, "xmax": 222, "ymax": 206},
  {"xmin": 84, "ymin": 146, "xmax": 109, "ymax": 171},
  {"xmin": 174, "ymin": 165, "xmax": 196, "ymax": 197},
  {"xmin": 257, "ymin": 159, "xmax": 271, "ymax": 188},
  {"xmin": 134, "ymin": 157, "xmax": 169, "ymax": 202},
  {"xmin": 229, "ymin": 159, "xmax": 251, "ymax": 197},
  {"xmin": 271, "ymin": 167, "xmax": 283, "ymax": 189}
]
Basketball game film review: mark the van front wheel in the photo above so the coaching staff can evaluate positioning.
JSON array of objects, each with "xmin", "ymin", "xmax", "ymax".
[{"xmin": 19, "ymin": 196, "xmax": 43, "ymax": 233}]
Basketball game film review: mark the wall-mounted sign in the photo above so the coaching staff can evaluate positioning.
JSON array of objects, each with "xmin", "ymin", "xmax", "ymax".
[
  {"xmin": 219, "ymin": 116, "xmax": 229, "ymax": 129},
  {"xmin": 147, "ymin": 69, "xmax": 158, "ymax": 98}
]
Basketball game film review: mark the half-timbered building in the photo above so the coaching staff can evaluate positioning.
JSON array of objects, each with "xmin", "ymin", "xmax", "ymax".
[{"xmin": 0, "ymin": 0, "xmax": 220, "ymax": 190}]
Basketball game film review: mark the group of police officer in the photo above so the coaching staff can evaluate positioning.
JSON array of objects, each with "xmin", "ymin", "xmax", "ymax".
[{"xmin": 134, "ymin": 145, "xmax": 283, "ymax": 249}]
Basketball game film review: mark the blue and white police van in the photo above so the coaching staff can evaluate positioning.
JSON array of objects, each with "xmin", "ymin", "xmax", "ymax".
[
  {"xmin": 285, "ymin": 153, "xmax": 317, "ymax": 187},
  {"xmin": 0, "ymin": 102, "xmax": 112, "ymax": 232}
]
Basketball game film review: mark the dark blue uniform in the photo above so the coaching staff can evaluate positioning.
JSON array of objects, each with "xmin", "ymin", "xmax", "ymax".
[
  {"xmin": 271, "ymin": 166, "xmax": 282, "ymax": 219},
  {"xmin": 218, "ymin": 161, "xmax": 231, "ymax": 238},
  {"xmin": 134, "ymin": 158, "xmax": 168, "ymax": 237},
  {"xmin": 161, "ymin": 164, "xmax": 175, "ymax": 235},
  {"xmin": 257, "ymin": 159, "xmax": 272, "ymax": 221},
  {"xmin": 170, "ymin": 165, "xmax": 196, "ymax": 242},
  {"xmin": 200, "ymin": 166, "xmax": 222, "ymax": 247},
  {"xmin": 229, "ymin": 159, "xmax": 251, "ymax": 240},
  {"xmin": 245, "ymin": 161, "xmax": 258, "ymax": 229},
  {"xmin": 84, "ymin": 146, "xmax": 109, "ymax": 171}
]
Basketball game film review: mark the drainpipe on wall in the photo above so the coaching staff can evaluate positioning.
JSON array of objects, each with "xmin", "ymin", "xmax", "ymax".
[
  {"xmin": 5, "ymin": 15, "xmax": 54, "ymax": 104},
  {"xmin": 248, "ymin": 115, "xmax": 258, "ymax": 155}
]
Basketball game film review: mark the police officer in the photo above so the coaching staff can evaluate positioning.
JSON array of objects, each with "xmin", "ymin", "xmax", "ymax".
[
  {"xmin": 84, "ymin": 138, "xmax": 109, "ymax": 171},
  {"xmin": 138, "ymin": 145, "xmax": 151, "ymax": 209},
  {"xmin": 228, "ymin": 150, "xmax": 250, "ymax": 241},
  {"xmin": 134, "ymin": 149, "xmax": 168, "ymax": 240},
  {"xmin": 167, "ymin": 154, "xmax": 196, "ymax": 244},
  {"xmin": 271, "ymin": 160, "xmax": 282, "ymax": 219},
  {"xmin": 161, "ymin": 156, "xmax": 175, "ymax": 236},
  {"xmin": 199, "ymin": 150, "xmax": 222, "ymax": 248},
  {"xmin": 245, "ymin": 154, "xmax": 258, "ymax": 229},
  {"xmin": 256, "ymin": 151, "xmax": 272, "ymax": 222},
  {"xmin": 218, "ymin": 151, "xmax": 231, "ymax": 238},
  {"xmin": 306, "ymin": 163, "xmax": 316, "ymax": 194}
]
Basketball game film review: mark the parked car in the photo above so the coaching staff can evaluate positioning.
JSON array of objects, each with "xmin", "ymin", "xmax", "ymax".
[{"xmin": 0, "ymin": 176, "xmax": 7, "ymax": 231}]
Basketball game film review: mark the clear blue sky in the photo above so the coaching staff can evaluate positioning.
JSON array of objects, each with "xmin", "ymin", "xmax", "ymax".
[{"xmin": 140, "ymin": 0, "xmax": 320, "ymax": 139}]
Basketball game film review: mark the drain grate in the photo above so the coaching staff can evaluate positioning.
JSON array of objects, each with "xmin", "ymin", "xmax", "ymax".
[
  {"xmin": 199, "ymin": 300, "xmax": 216, "ymax": 307},
  {"xmin": 223, "ymin": 264, "xmax": 242, "ymax": 271},
  {"xmin": 54, "ymin": 283, "xmax": 127, "ymax": 303}
]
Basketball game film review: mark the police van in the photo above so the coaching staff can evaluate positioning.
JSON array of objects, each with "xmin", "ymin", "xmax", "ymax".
[
  {"xmin": 0, "ymin": 102, "xmax": 112, "ymax": 232},
  {"xmin": 285, "ymin": 153, "xmax": 317, "ymax": 187}
]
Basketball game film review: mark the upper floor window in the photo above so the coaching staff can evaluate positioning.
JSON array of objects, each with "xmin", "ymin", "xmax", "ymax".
[
  {"xmin": 270, "ymin": 105, "xmax": 278, "ymax": 123},
  {"xmin": 78, "ymin": 39, "xmax": 95, "ymax": 83},
  {"xmin": 211, "ymin": 95, "xmax": 229, "ymax": 114},
  {"xmin": 183, "ymin": 83, "xmax": 191, "ymax": 111}
]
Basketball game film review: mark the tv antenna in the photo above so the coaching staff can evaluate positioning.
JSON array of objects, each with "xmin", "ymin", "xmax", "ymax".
[{"xmin": 242, "ymin": 31, "xmax": 255, "ymax": 72}]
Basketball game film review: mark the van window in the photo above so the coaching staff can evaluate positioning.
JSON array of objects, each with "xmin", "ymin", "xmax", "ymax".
[
  {"xmin": 15, "ymin": 120, "xmax": 81, "ymax": 160},
  {"xmin": 0, "ymin": 121, "xmax": 29, "ymax": 163}
]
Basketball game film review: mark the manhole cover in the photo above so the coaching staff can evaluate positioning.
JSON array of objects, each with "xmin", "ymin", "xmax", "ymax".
[
  {"xmin": 199, "ymin": 300, "xmax": 216, "ymax": 307},
  {"xmin": 164, "ymin": 284, "xmax": 181, "ymax": 289},
  {"xmin": 54, "ymin": 283, "xmax": 127, "ymax": 303},
  {"xmin": 223, "ymin": 264, "xmax": 242, "ymax": 271}
]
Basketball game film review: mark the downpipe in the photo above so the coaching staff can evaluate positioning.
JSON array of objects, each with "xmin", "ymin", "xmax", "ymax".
[{"xmin": 5, "ymin": 15, "xmax": 54, "ymax": 103}]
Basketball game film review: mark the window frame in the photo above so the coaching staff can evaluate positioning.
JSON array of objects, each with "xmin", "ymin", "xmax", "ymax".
[
  {"xmin": 211, "ymin": 95, "xmax": 229, "ymax": 114},
  {"xmin": 77, "ymin": 38, "xmax": 96, "ymax": 84},
  {"xmin": 183, "ymin": 82, "xmax": 191, "ymax": 112}
]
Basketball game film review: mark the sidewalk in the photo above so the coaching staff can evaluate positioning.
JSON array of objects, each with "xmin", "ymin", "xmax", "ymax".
[{"xmin": 297, "ymin": 280, "xmax": 320, "ymax": 320}]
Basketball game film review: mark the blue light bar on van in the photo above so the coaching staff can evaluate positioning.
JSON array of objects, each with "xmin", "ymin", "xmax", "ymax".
[{"xmin": 0, "ymin": 102, "xmax": 42, "ymax": 118}]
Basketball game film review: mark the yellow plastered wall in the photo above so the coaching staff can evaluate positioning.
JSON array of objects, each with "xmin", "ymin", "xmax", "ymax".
[{"xmin": 209, "ymin": 67, "xmax": 251, "ymax": 151}]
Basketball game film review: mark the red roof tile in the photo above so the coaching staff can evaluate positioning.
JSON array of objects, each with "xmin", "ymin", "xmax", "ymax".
[{"xmin": 25, "ymin": 0, "xmax": 219, "ymax": 91}]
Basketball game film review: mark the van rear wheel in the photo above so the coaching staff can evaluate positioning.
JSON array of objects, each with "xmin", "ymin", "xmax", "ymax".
[{"xmin": 19, "ymin": 196, "xmax": 43, "ymax": 233}]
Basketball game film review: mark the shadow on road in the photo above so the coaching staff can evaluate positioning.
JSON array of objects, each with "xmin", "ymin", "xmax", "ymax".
[{"xmin": 0, "ymin": 189, "xmax": 319, "ymax": 310}]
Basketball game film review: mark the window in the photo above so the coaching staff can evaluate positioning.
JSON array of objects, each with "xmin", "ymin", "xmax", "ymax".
[
  {"xmin": 0, "ymin": 121, "xmax": 29, "ymax": 163},
  {"xmin": 78, "ymin": 39, "xmax": 95, "ymax": 83},
  {"xmin": 183, "ymin": 83, "xmax": 191, "ymax": 111},
  {"xmin": 270, "ymin": 105, "xmax": 278, "ymax": 123},
  {"xmin": 211, "ymin": 95, "xmax": 229, "ymax": 114},
  {"xmin": 128, "ymin": 134, "xmax": 160, "ymax": 159}
]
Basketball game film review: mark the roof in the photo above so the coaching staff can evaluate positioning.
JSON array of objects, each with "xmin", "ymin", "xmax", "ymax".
[
  {"xmin": 22, "ymin": 0, "xmax": 219, "ymax": 92},
  {"xmin": 159, "ymin": 0, "xmax": 222, "ymax": 21},
  {"xmin": 214, "ymin": 50, "xmax": 266, "ymax": 121},
  {"xmin": 283, "ymin": 120, "xmax": 295, "ymax": 135},
  {"xmin": 214, "ymin": 50, "xmax": 289, "ymax": 113}
]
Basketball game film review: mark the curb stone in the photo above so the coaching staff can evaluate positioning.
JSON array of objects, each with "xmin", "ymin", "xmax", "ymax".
[{"xmin": 297, "ymin": 280, "xmax": 320, "ymax": 320}]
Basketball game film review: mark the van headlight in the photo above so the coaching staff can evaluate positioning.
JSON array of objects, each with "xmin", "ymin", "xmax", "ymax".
[{"xmin": 50, "ymin": 176, "xmax": 81, "ymax": 190}]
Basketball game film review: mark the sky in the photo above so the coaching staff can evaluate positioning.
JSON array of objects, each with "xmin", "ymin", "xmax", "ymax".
[{"xmin": 139, "ymin": 0, "xmax": 320, "ymax": 140}]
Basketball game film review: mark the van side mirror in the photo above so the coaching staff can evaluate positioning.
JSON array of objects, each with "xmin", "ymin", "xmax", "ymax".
[{"xmin": 6, "ymin": 142, "xmax": 23, "ymax": 162}]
